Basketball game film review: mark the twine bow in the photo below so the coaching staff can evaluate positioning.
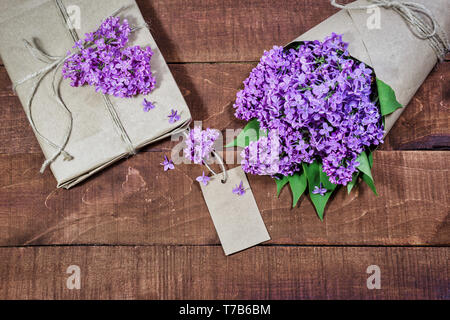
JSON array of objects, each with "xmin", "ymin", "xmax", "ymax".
[
  {"xmin": 13, "ymin": 2, "xmax": 144, "ymax": 173},
  {"xmin": 331, "ymin": 0, "xmax": 450, "ymax": 61}
]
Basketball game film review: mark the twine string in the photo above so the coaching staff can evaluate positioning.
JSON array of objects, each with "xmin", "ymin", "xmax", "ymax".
[
  {"xmin": 204, "ymin": 151, "xmax": 228, "ymax": 183},
  {"xmin": 330, "ymin": 0, "xmax": 450, "ymax": 61},
  {"xmin": 182, "ymin": 128, "xmax": 228, "ymax": 183},
  {"xmin": 13, "ymin": 3, "xmax": 147, "ymax": 173}
]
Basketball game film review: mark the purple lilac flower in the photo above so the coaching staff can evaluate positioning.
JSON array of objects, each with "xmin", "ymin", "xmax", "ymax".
[
  {"xmin": 142, "ymin": 98, "xmax": 155, "ymax": 112},
  {"xmin": 232, "ymin": 181, "xmax": 246, "ymax": 196},
  {"xmin": 196, "ymin": 171, "xmax": 210, "ymax": 186},
  {"xmin": 168, "ymin": 109, "xmax": 181, "ymax": 124},
  {"xmin": 312, "ymin": 184, "xmax": 328, "ymax": 196},
  {"xmin": 240, "ymin": 131, "xmax": 280, "ymax": 176},
  {"xmin": 62, "ymin": 16, "xmax": 156, "ymax": 98},
  {"xmin": 184, "ymin": 127, "xmax": 220, "ymax": 164},
  {"xmin": 161, "ymin": 156, "xmax": 175, "ymax": 171},
  {"xmin": 234, "ymin": 33, "xmax": 384, "ymax": 185}
]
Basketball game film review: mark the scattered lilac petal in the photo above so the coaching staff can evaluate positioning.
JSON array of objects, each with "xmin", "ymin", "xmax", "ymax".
[
  {"xmin": 312, "ymin": 184, "xmax": 328, "ymax": 196},
  {"xmin": 232, "ymin": 181, "xmax": 246, "ymax": 196},
  {"xmin": 160, "ymin": 156, "xmax": 175, "ymax": 171},
  {"xmin": 142, "ymin": 98, "xmax": 155, "ymax": 112},
  {"xmin": 168, "ymin": 109, "xmax": 181, "ymax": 124},
  {"xmin": 196, "ymin": 171, "xmax": 210, "ymax": 186}
]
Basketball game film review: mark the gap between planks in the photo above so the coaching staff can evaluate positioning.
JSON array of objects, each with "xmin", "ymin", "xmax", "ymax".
[{"xmin": 0, "ymin": 244, "xmax": 448, "ymax": 248}]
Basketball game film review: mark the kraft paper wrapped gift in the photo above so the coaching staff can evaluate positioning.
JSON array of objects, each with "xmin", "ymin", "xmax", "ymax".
[
  {"xmin": 0, "ymin": 0, "xmax": 191, "ymax": 188},
  {"xmin": 291, "ymin": 0, "xmax": 450, "ymax": 136}
]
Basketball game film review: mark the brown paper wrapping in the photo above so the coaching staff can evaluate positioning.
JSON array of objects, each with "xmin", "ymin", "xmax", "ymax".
[
  {"xmin": 291, "ymin": 0, "xmax": 449, "ymax": 135},
  {"xmin": 0, "ymin": 0, "xmax": 191, "ymax": 188}
]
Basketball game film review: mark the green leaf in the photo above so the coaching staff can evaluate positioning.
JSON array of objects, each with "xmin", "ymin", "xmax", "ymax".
[
  {"xmin": 368, "ymin": 150, "xmax": 374, "ymax": 169},
  {"xmin": 303, "ymin": 162, "xmax": 336, "ymax": 221},
  {"xmin": 225, "ymin": 118, "xmax": 266, "ymax": 148},
  {"xmin": 362, "ymin": 173, "xmax": 378, "ymax": 196},
  {"xmin": 376, "ymin": 79, "xmax": 403, "ymax": 116},
  {"xmin": 348, "ymin": 151, "xmax": 373, "ymax": 194},
  {"xmin": 275, "ymin": 175, "xmax": 289, "ymax": 197},
  {"xmin": 356, "ymin": 151, "xmax": 378, "ymax": 196},
  {"xmin": 303, "ymin": 162, "xmax": 320, "ymax": 187},
  {"xmin": 288, "ymin": 172, "xmax": 307, "ymax": 207},
  {"xmin": 347, "ymin": 172, "xmax": 359, "ymax": 194},
  {"xmin": 284, "ymin": 41, "xmax": 304, "ymax": 51},
  {"xmin": 319, "ymin": 164, "xmax": 337, "ymax": 190},
  {"xmin": 356, "ymin": 151, "xmax": 372, "ymax": 179}
]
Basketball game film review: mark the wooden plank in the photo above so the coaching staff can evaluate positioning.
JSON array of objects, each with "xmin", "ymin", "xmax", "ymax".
[
  {"xmin": 137, "ymin": 0, "xmax": 337, "ymax": 62},
  {"xmin": 0, "ymin": 0, "xmax": 449, "ymax": 64},
  {"xmin": 0, "ymin": 151, "xmax": 448, "ymax": 246},
  {"xmin": 0, "ymin": 62, "xmax": 448, "ymax": 154},
  {"xmin": 0, "ymin": 246, "xmax": 447, "ymax": 299},
  {"xmin": 0, "ymin": 63, "xmax": 252, "ymax": 154},
  {"xmin": 383, "ymin": 62, "xmax": 450, "ymax": 150},
  {"xmin": 0, "ymin": 0, "xmax": 336, "ymax": 64},
  {"xmin": 0, "ymin": 0, "xmax": 447, "ymax": 65}
]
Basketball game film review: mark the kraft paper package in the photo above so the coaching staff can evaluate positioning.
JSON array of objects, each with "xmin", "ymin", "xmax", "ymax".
[
  {"xmin": 292, "ymin": 0, "xmax": 449, "ymax": 135},
  {"xmin": 0, "ymin": 0, "xmax": 191, "ymax": 188}
]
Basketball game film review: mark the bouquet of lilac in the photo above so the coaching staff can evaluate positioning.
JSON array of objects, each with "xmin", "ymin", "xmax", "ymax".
[
  {"xmin": 228, "ymin": 33, "xmax": 402, "ymax": 220},
  {"xmin": 184, "ymin": 127, "xmax": 220, "ymax": 165},
  {"xmin": 62, "ymin": 16, "xmax": 156, "ymax": 98}
]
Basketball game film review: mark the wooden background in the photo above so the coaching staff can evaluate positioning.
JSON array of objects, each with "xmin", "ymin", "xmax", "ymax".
[{"xmin": 0, "ymin": 0, "xmax": 448, "ymax": 300}]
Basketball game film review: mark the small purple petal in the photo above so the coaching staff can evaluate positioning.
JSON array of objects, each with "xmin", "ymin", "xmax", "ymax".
[
  {"xmin": 161, "ymin": 156, "xmax": 175, "ymax": 171},
  {"xmin": 168, "ymin": 109, "xmax": 181, "ymax": 124},
  {"xmin": 312, "ymin": 185, "xmax": 328, "ymax": 196},
  {"xmin": 196, "ymin": 171, "xmax": 210, "ymax": 186},
  {"xmin": 142, "ymin": 98, "xmax": 155, "ymax": 112},
  {"xmin": 232, "ymin": 181, "xmax": 246, "ymax": 196}
]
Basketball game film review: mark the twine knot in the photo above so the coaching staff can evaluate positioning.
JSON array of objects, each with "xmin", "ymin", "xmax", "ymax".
[
  {"xmin": 13, "ymin": 2, "xmax": 142, "ymax": 173},
  {"xmin": 331, "ymin": 0, "xmax": 449, "ymax": 61}
]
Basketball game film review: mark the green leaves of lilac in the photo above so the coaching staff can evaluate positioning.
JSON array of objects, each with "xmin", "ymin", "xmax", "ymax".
[
  {"xmin": 376, "ymin": 79, "xmax": 403, "ymax": 116},
  {"xmin": 225, "ymin": 118, "xmax": 266, "ymax": 148},
  {"xmin": 355, "ymin": 151, "xmax": 377, "ymax": 195},
  {"xmin": 347, "ymin": 151, "xmax": 377, "ymax": 195},
  {"xmin": 275, "ymin": 162, "xmax": 338, "ymax": 220},
  {"xmin": 303, "ymin": 162, "xmax": 337, "ymax": 221},
  {"xmin": 275, "ymin": 175, "xmax": 289, "ymax": 197},
  {"xmin": 346, "ymin": 80, "xmax": 397, "ymax": 195},
  {"xmin": 274, "ymin": 173, "xmax": 307, "ymax": 208},
  {"xmin": 288, "ymin": 172, "xmax": 307, "ymax": 208},
  {"xmin": 347, "ymin": 172, "xmax": 359, "ymax": 194}
]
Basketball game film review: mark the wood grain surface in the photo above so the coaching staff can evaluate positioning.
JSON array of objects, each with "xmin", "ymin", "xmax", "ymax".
[
  {"xmin": 0, "ymin": 63, "xmax": 449, "ymax": 154},
  {"xmin": 0, "ymin": 0, "xmax": 448, "ymax": 300},
  {"xmin": 0, "ymin": 151, "xmax": 448, "ymax": 246},
  {"xmin": 0, "ymin": 246, "xmax": 448, "ymax": 300}
]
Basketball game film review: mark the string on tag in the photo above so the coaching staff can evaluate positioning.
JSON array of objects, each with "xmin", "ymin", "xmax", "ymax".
[{"xmin": 182, "ymin": 128, "xmax": 228, "ymax": 183}]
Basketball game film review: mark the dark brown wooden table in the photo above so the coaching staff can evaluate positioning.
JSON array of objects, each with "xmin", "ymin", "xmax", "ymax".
[{"xmin": 0, "ymin": 0, "xmax": 448, "ymax": 299}]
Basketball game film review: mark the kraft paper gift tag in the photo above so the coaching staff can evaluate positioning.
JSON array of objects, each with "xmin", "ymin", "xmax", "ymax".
[
  {"xmin": 0, "ymin": 0, "xmax": 191, "ymax": 188},
  {"xmin": 290, "ymin": 0, "xmax": 450, "ymax": 136},
  {"xmin": 199, "ymin": 166, "xmax": 271, "ymax": 256}
]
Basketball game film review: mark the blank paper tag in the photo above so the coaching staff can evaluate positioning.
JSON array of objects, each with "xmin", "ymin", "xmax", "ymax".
[{"xmin": 200, "ymin": 166, "xmax": 271, "ymax": 255}]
